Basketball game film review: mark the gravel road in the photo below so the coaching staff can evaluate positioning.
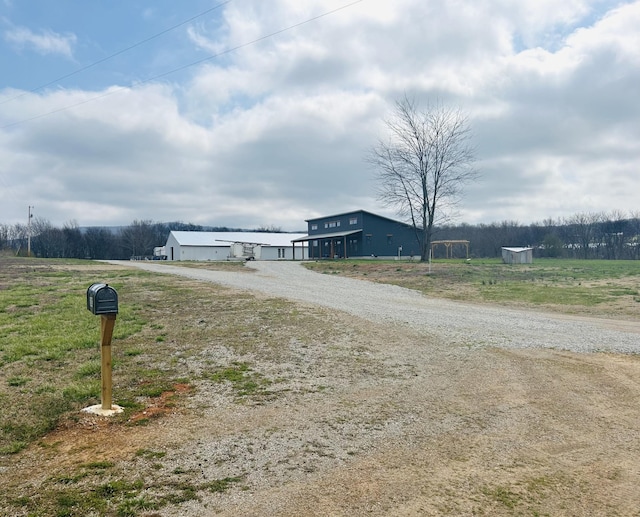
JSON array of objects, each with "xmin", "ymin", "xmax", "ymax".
[{"xmin": 114, "ymin": 260, "xmax": 640, "ymax": 354}]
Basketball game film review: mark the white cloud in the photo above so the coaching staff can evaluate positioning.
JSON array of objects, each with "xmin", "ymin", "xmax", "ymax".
[
  {"xmin": 0, "ymin": 0, "xmax": 639, "ymax": 230},
  {"xmin": 4, "ymin": 25, "xmax": 76, "ymax": 58}
]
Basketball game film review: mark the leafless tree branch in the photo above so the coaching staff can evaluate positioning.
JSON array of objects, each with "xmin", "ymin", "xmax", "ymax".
[{"xmin": 368, "ymin": 96, "xmax": 478, "ymax": 261}]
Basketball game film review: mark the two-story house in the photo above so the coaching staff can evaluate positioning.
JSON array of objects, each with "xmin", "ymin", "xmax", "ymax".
[{"xmin": 292, "ymin": 209, "xmax": 420, "ymax": 259}]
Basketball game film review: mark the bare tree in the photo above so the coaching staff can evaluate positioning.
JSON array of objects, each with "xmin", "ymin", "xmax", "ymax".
[
  {"xmin": 63, "ymin": 220, "xmax": 85, "ymax": 259},
  {"xmin": 255, "ymin": 224, "xmax": 283, "ymax": 233},
  {"xmin": 601, "ymin": 210, "xmax": 627, "ymax": 260},
  {"xmin": 0, "ymin": 223, "xmax": 9, "ymax": 250},
  {"xmin": 566, "ymin": 212, "xmax": 601, "ymax": 259},
  {"xmin": 370, "ymin": 97, "xmax": 477, "ymax": 261},
  {"xmin": 31, "ymin": 218, "xmax": 66, "ymax": 258},
  {"xmin": 85, "ymin": 227, "xmax": 117, "ymax": 259},
  {"xmin": 120, "ymin": 219, "xmax": 158, "ymax": 258},
  {"xmin": 628, "ymin": 211, "xmax": 640, "ymax": 260}
]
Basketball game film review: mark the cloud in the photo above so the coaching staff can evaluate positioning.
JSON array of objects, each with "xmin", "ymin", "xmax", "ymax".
[
  {"xmin": 0, "ymin": 0, "xmax": 639, "ymax": 231},
  {"xmin": 4, "ymin": 25, "xmax": 76, "ymax": 58}
]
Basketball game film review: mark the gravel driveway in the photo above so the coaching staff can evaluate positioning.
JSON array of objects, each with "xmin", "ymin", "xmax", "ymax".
[{"xmin": 115, "ymin": 260, "xmax": 640, "ymax": 354}]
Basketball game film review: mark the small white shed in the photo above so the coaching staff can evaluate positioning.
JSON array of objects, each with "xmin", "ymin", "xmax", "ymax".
[
  {"xmin": 501, "ymin": 247, "xmax": 533, "ymax": 264},
  {"xmin": 164, "ymin": 231, "xmax": 308, "ymax": 261}
]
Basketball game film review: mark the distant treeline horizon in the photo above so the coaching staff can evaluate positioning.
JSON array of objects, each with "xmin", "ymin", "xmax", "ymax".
[{"xmin": 1, "ymin": 211, "xmax": 639, "ymax": 260}]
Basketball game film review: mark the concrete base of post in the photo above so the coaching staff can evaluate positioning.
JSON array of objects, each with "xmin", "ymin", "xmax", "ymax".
[{"xmin": 82, "ymin": 404, "xmax": 124, "ymax": 417}]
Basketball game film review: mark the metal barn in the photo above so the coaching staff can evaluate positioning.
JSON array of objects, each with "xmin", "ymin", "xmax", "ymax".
[{"xmin": 164, "ymin": 231, "xmax": 308, "ymax": 261}]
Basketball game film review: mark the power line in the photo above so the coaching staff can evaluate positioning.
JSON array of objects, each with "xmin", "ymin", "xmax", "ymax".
[
  {"xmin": 1, "ymin": 0, "xmax": 364, "ymax": 129},
  {"xmin": 0, "ymin": 1, "xmax": 232, "ymax": 107},
  {"xmin": 132, "ymin": 0, "xmax": 366, "ymax": 86}
]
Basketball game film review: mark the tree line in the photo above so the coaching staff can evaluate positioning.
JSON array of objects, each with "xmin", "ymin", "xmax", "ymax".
[
  {"xmin": 0, "ymin": 219, "xmax": 245, "ymax": 260},
  {"xmin": 434, "ymin": 210, "xmax": 640, "ymax": 260},
  {"xmin": 1, "ymin": 211, "xmax": 638, "ymax": 261}
]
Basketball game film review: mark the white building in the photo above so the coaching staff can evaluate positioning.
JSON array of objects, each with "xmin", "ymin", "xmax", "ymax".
[
  {"xmin": 164, "ymin": 231, "xmax": 309, "ymax": 261},
  {"xmin": 501, "ymin": 247, "xmax": 533, "ymax": 264}
]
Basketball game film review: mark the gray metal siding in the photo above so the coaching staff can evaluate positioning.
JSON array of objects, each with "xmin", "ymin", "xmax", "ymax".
[
  {"xmin": 307, "ymin": 212, "xmax": 363, "ymax": 235},
  {"xmin": 362, "ymin": 212, "xmax": 419, "ymax": 257},
  {"xmin": 307, "ymin": 210, "xmax": 420, "ymax": 258}
]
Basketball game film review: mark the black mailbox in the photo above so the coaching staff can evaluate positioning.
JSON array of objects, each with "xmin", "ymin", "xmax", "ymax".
[{"xmin": 86, "ymin": 283, "xmax": 118, "ymax": 315}]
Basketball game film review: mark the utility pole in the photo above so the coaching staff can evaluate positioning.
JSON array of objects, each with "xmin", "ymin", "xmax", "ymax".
[{"xmin": 27, "ymin": 206, "xmax": 33, "ymax": 257}]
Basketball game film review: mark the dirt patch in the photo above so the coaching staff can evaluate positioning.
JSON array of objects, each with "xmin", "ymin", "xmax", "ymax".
[
  {"xmin": 13, "ymin": 383, "xmax": 193, "ymax": 469},
  {"xmin": 124, "ymin": 382, "xmax": 192, "ymax": 425}
]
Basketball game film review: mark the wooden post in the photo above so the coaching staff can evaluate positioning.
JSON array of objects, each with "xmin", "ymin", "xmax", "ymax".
[{"xmin": 100, "ymin": 314, "xmax": 117, "ymax": 410}]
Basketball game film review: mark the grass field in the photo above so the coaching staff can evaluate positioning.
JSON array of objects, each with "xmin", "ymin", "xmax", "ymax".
[
  {"xmin": 1, "ymin": 255, "xmax": 639, "ymax": 515},
  {"xmin": 0, "ymin": 258, "xmax": 174, "ymax": 455}
]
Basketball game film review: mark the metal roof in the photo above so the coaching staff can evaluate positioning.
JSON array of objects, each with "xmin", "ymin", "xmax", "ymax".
[
  {"xmin": 304, "ymin": 209, "xmax": 407, "ymax": 225},
  {"xmin": 169, "ymin": 231, "xmax": 308, "ymax": 247},
  {"xmin": 290, "ymin": 229, "xmax": 362, "ymax": 242},
  {"xmin": 501, "ymin": 247, "xmax": 533, "ymax": 252}
]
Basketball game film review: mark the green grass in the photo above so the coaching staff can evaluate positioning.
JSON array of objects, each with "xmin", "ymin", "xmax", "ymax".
[
  {"xmin": 0, "ymin": 258, "xmax": 177, "ymax": 455},
  {"xmin": 9, "ymin": 471, "xmax": 243, "ymax": 516},
  {"xmin": 10, "ymin": 454, "xmax": 243, "ymax": 516},
  {"xmin": 481, "ymin": 484, "xmax": 522, "ymax": 509},
  {"xmin": 206, "ymin": 361, "xmax": 273, "ymax": 398},
  {"xmin": 74, "ymin": 360, "xmax": 102, "ymax": 378},
  {"xmin": 0, "ymin": 271, "xmax": 145, "ymax": 366}
]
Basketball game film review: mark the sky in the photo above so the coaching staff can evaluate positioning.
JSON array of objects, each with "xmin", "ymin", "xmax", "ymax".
[{"xmin": 1, "ymin": 0, "xmax": 638, "ymax": 231}]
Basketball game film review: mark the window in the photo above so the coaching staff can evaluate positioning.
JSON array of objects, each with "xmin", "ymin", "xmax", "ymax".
[
  {"xmin": 311, "ymin": 224, "xmax": 318, "ymax": 231},
  {"xmin": 387, "ymin": 234, "xmax": 393, "ymax": 245},
  {"xmin": 349, "ymin": 217, "xmax": 358, "ymax": 225},
  {"xmin": 312, "ymin": 240, "xmax": 318, "ymax": 247},
  {"xmin": 324, "ymin": 220, "xmax": 341, "ymax": 229}
]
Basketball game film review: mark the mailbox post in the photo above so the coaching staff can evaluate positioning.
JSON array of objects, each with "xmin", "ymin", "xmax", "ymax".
[{"xmin": 85, "ymin": 284, "xmax": 122, "ymax": 415}]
